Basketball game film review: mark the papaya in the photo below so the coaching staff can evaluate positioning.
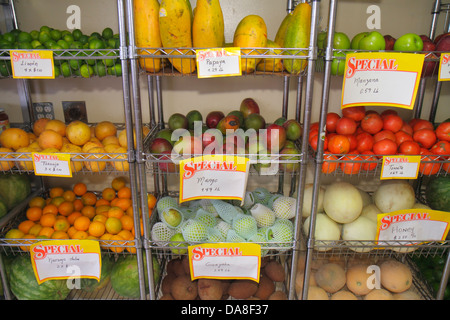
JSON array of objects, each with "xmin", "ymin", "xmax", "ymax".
[
  {"xmin": 159, "ymin": 0, "xmax": 196, "ymax": 74},
  {"xmin": 134, "ymin": 0, "xmax": 162, "ymax": 73},
  {"xmin": 256, "ymin": 39, "xmax": 285, "ymax": 72},
  {"xmin": 192, "ymin": 0, "xmax": 224, "ymax": 48},
  {"xmin": 283, "ymin": 2, "xmax": 311, "ymax": 74},
  {"xmin": 233, "ymin": 15, "xmax": 267, "ymax": 74},
  {"xmin": 274, "ymin": 12, "xmax": 293, "ymax": 47}
]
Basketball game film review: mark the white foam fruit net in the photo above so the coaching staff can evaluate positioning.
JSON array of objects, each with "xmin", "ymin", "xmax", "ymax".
[
  {"xmin": 269, "ymin": 219, "xmax": 294, "ymax": 250},
  {"xmin": 248, "ymin": 232, "xmax": 269, "ymax": 256},
  {"xmin": 241, "ymin": 191, "xmax": 255, "ymax": 210},
  {"xmin": 214, "ymin": 220, "xmax": 231, "ymax": 239},
  {"xmin": 194, "ymin": 208, "xmax": 218, "ymax": 228},
  {"xmin": 252, "ymin": 187, "xmax": 272, "ymax": 205},
  {"xmin": 267, "ymin": 194, "xmax": 283, "ymax": 210},
  {"xmin": 181, "ymin": 219, "xmax": 208, "ymax": 243},
  {"xmin": 231, "ymin": 213, "xmax": 258, "ymax": 240},
  {"xmin": 211, "ymin": 199, "xmax": 240, "ymax": 223},
  {"xmin": 226, "ymin": 229, "xmax": 246, "ymax": 242},
  {"xmin": 206, "ymin": 227, "xmax": 225, "ymax": 242},
  {"xmin": 250, "ymin": 203, "xmax": 276, "ymax": 228},
  {"xmin": 198, "ymin": 199, "xmax": 219, "ymax": 216},
  {"xmin": 151, "ymin": 222, "xmax": 175, "ymax": 242},
  {"xmin": 159, "ymin": 206, "xmax": 184, "ymax": 229},
  {"xmin": 272, "ymin": 196, "xmax": 297, "ymax": 219},
  {"xmin": 157, "ymin": 196, "xmax": 178, "ymax": 215}
]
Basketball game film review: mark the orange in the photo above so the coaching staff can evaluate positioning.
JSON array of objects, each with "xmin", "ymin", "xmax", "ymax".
[
  {"xmin": 88, "ymin": 221, "xmax": 106, "ymax": 237},
  {"xmin": 94, "ymin": 121, "xmax": 117, "ymax": 141},
  {"xmin": 66, "ymin": 120, "xmax": 91, "ymax": 146},
  {"xmin": 51, "ymin": 196, "xmax": 66, "ymax": 207},
  {"xmin": 81, "ymin": 205, "xmax": 96, "ymax": 219},
  {"xmin": 28, "ymin": 223, "xmax": 43, "ymax": 236},
  {"xmin": 95, "ymin": 205, "xmax": 110, "ymax": 216},
  {"xmin": 42, "ymin": 204, "xmax": 58, "ymax": 215},
  {"xmin": 101, "ymin": 187, "xmax": 116, "ymax": 201},
  {"xmin": 67, "ymin": 211, "xmax": 83, "ymax": 225},
  {"xmin": 62, "ymin": 190, "xmax": 76, "ymax": 202},
  {"xmin": 20, "ymin": 234, "xmax": 36, "ymax": 251},
  {"xmin": 126, "ymin": 206, "xmax": 134, "ymax": 217},
  {"xmin": 72, "ymin": 230, "xmax": 88, "ymax": 239},
  {"xmin": 111, "ymin": 176, "xmax": 126, "ymax": 191},
  {"xmin": 73, "ymin": 198, "xmax": 84, "ymax": 212},
  {"xmin": 117, "ymin": 186, "xmax": 131, "ymax": 199},
  {"xmin": 40, "ymin": 213, "xmax": 56, "ymax": 227},
  {"xmin": 120, "ymin": 215, "xmax": 134, "ymax": 231},
  {"xmin": 26, "ymin": 206, "xmax": 43, "ymax": 221},
  {"xmin": 67, "ymin": 226, "xmax": 78, "ymax": 238},
  {"xmin": 126, "ymin": 243, "xmax": 137, "ymax": 254},
  {"xmin": 95, "ymin": 198, "xmax": 110, "ymax": 207},
  {"xmin": 132, "ymin": 218, "xmax": 144, "ymax": 237},
  {"xmin": 44, "ymin": 119, "xmax": 66, "ymax": 136},
  {"xmin": 105, "ymin": 217, "xmax": 122, "ymax": 235},
  {"xmin": 73, "ymin": 182, "xmax": 87, "ymax": 196},
  {"xmin": 49, "ymin": 187, "xmax": 65, "ymax": 198},
  {"xmin": 108, "ymin": 206, "xmax": 124, "ymax": 219},
  {"xmin": 28, "ymin": 196, "xmax": 46, "ymax": 208},
  {"xmin": 99, "ymin": 233, "xmax": 113, "ymax": 248},
  {"xmin": 38, "ymin": 226, "xmax": 54, "ymax": 238},
  {"xmin": 147, "ymin": 193, "xmax": 157, "ymax": 209},
  {"xmin": 58, "ymin": 201, "xmax": 74, "ymax": 216},
  {"xmin": 93, "ymin": 214, "xmax": 108, "ymax": 224},
  {"xmin": 38, "ymin": 129, "xmax": 63, "ymax": 150},
  {"xmin": 114, "ymin": 198, "xmax": 132, "ymax": 212},
  {"xmin": 0, "ymin": 127, "xmax": 30, "ymax": 151},
  {"xmin": 73, "ymin": 215, "xmax": 91, "ymax": 231},
  {"xmin": 81, "ymin": 192, "xmax": 97, "ymax": 206},
  {"xmin": 51, "ymin": 231, "xmax": 69, "ymax": 239},
  {"xmin": 109, "ymin": 235, "xmax": 125, "ymax": 253},
  {"xmin": 18, "ymin": 220, "xmax": 35, "ymax": 234},
  {"xmin": 33, "ymin": 117, "xmax": 51, "ymax": 136},
  {"xmin": 117, "ymin": 229, "xmax": 133, "ymax": 240},
  {"xmin": 53, "ymin": 218, "xmax": 70, "ymax": 232}
]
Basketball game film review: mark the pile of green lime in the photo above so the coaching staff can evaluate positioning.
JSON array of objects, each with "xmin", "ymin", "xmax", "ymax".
[{"xmin": 0, "ymin": 26, "xmax": 122, "ymax": 78}]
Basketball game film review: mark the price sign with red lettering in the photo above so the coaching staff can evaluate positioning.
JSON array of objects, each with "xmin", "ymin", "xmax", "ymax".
[
  {"xmin": 196, "ymin": 47, "xmax": 241, "ymax": 78},
  {"xmin": 438, "ymin": 53, "xmax": 450, "ymax": 81},
  {"xmin": 341, "ymin": 52, "xmax": 425, "ymax": 110},
  {"xmin": 32, "ymin": 152, "xmax": 72, "ymax": 177},
  {"xmin": 10, "ymin": 50, "xmax": 55, "ymax": 79},
  {"xmin": 380, "ymin": 155, "xmax": 421, "ymax": 180}
]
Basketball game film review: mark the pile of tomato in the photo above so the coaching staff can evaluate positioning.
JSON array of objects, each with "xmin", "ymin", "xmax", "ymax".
[{"xmin": 308, "ymin": 106, "xmax": 450, "ymax": 175}]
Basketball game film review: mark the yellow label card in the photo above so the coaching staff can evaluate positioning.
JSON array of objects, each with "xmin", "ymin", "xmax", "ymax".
[
  {"xmin": 438, "ymin": 53, "xmax": 450, "ymax": 81},
  {"xmin": 30, "ymin": 240, "xmax": 101, "ymax": 284},
  {"xmin": 32, "ymin": 152, "xmax": 72, "ymax": 177},
  {"xmin": 341, "ymin": 52, "xmax": 425, "ymax": 110},
  {"xmin": 188, "ymin": 243, "xmax": 261, "ymax": 282},
  {"xmin": 10, "ymin": 50, "xmax": 55, "ymax": 79},
  {"xmin": 196, "ymin": 47, "xmax": 242, "ymax": 78},
  {"xmin": 380, "ymin": 155, "xmax": 421, "ymax": 180}
]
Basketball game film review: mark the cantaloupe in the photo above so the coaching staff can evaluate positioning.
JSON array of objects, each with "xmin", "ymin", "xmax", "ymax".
[
  {"xmin": 330, "ymin": 290, "xmax": 358, "ymax": 300},
  {"xmin": 380, "ymin": 260, "xmax": 412, "ymax": 293},
  {"xmin": 302, "ymin": 183, "xmax": 325, "ymax": 218},
  {"xmin": 295, "ymin": 268, "xmax": 317, "ymax": 297},
  {"xmin": 393, "ymin": 289, "xmax": 422, "ymax": 300},
  {"xmin": 305, "ymin": 286, "xmax": 329, "ymax": 300},
  {"xmin": 346, "ymin": 264, "xmax": 373, "ymax": 296},
  {"xmin": 364, "ymin": 288, "xmax": 394, "ymax": 300},
  {"xmin": 314, "ymin": 263, "xmax": 346, "ymax": 293}
]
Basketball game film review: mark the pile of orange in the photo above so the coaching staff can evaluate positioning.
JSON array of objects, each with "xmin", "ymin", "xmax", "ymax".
[{"xmin": 5, "ymin": 176, "xmax": 158, "ymax": 254}]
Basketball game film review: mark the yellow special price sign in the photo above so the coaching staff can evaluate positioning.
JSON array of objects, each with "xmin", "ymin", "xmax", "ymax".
[
  {"xmin": 10, "ymin": 50, "xmax": 55, "ymax": 79},
  {"xmin": 380, "ymin": 155, "xmax": 421, "ymax": 180},
  {"xmin": 188, "ymin": 243, "xmax": 261, "ymax": 282},
  {"xmin": 30, "ymin": 240, "xmax": 101, "ymax": 284},
  {"xmin": 341, "ymin": 52, "xmax": 425, "ymax": 110},
  {"xmin": 196, "ymin": 47, "xmax": 242, "ymax": 78},
  {"xmin": 376, "ymin": 209, "xmax": 450, "ymax": 247},
  {"xmin": 179, "ymin": 154, "xmax": 250, "ymax": 203},
  {"xmin": 438, "ymin": 53, "xmax": 450, "ymax": 81},
  {"xmin": 32, "ymin": 152, "xmax": 72, "ymax": 177}
]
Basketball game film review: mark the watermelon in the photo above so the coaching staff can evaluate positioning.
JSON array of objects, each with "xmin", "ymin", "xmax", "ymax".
[
  {"xmin": 0, "ymin": 198, "xmax": 7, "ymax": 219},
  {"xmin": 110, "ymin": 254, "xmax": 160, "ymax": 299},
  {"xmin": 80, "ymin": 254, "xmax": 114, "ymax": 292},
  {"xmin": 9, "ymin": 254, "xmax": 71, "ymax": 300},
  {"xmin": 0, "ymin": 174, "xmax": 31, "ymax": 210},
  {"xmin": 426, "ymin": 176, "xmax": 450, "ymax": 212}
]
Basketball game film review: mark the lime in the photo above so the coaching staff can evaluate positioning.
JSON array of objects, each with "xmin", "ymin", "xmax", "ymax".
[
  {"xmin": 0, "ymin": 39, "xmax": 12, "ymax": 48},
  {"xmin": 39, "ymin": 31, "xmax": 52, "ymax": 45},
  {"xmin": 89, "ymin": 32, "xmax": 101, "ymax": 40},
  {"xmin": 89, "ymin": 38, "xmax": 105, "ymax": 50},
  {"xmin": 17, "ymin": 31, "xmax": 32, "ymax": 43},
  {"xmin": 62, "ymin": 33, "xmax": 74, "ymax": 45},
  {"xmin": 10, "ymin": 29, "xmax": 21, "ymax": 38},
  {"xmin": 72, "ymin": 29, "xmax": 83, "ymax": 40},
  {"xmin": 0, "ymin": 61, "xmax": 12, "ymax": 77},
  {"xmin": 61, "ymin": 30, "xmax": 71, "ymax": 38},
  {"xmin": 30, "ymin": 40, "xmax": 42, "ymax": 48},
  {"xmin": 2, "ymin": 32, "xmax": 15, "ymax": 43},
  {"xmin": 69, "ymin": 58, "xmax": 81, "ymax": 70},
  {"xmin": 101, "ymin": 50, "xmax": 116, "ymax": 67},
  {"xmin": 102, "ymin": 27, "xmax": 114, "ymax": 40},
  {"xmin": 60, "ymin": 61, "xmax": 72, "ymax": 77},
  {"xmin": 50, "ymin": 29, "xmax": 62, "ymax": 41},
  {"xmin": 69, "ymin": 41, "xmax": 82, "ymax": 49},
  {"xmin": 53, "ymin": 65, "xmax": 61, "ymax": 77},
  {"xmin": 80, "ymin": 64, "xmax": 94, "ymax": 78},
  {"xmin": 44, "ymin": 40, "xmax": 56, "ymax": 49},
  {"xmin": 78, "ymin": 34, "xmax": 89, "ymax": 45},
  {"xmin": 107, "ymin": 38, "xmax": 118, "ymax": 49},
  {"xmin": 57, "ymin": 39, "xmax": 69, "ymax": 49},
  {"xmin": 40, "ymin": 25, "xmax": 52, "ymax": 33},
  {"xmin": 18, "ymin": 42, "xmax": 32, "ymax": 49},
  {"xmin": 107, "ymin": 63, "xmax": 122, "ymax": 76},
  {"xmin": 93, "ymin": 62, "xmax": 107, "ymax": 77}
]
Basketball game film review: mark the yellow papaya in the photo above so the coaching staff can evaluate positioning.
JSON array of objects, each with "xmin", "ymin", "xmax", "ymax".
[
  {"xmin": 256, "ymin": 39, "xmax": 285, "ymax": 72},
  {"xmin": 192, "ymin": 0, "xmax": 225, "ymax": 48},
  {"xmin": 134, "ymin": 0, "xmax": 162, "ymax": 73},
  {"xmin": 274, "ymin": 12, "xmax": 293, "ymax": 47},
  {"xmin": 159, "ymin": 0, "xmax": 196, "ymax": 74},
  {"xmin": 233, "ymin": 15, "xmax": 267, "ymax": 74},
  {"xmin": 283, "ymin": 3, "xmax": 311, "ymax": 74}
]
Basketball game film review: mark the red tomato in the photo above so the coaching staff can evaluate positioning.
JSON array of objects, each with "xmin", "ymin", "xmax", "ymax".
[
  {"xmin": 342, "ymin": 106, "xmax": 366, "ymax": 122},
  {"xmin": 340, "ymin": 152, "xmax": 362, "ymax": 175},
  {"xmin": 326, "ymin": 112, "xmax": 340, "ymax": 133},
  {"xmin": 413, "ymin": 129, "xmax": 437, "ymax": 149},
  {"xmin": 310, "ymin": 122, "xmax": 319, "ymax": 133},
  {"xmin": 322, "ymin": 151, "xmax": 338, "ymax": 174},
  {"xmin": 381, "ymin": 109, "xmax": 398, "ymax": 119},
  {"xmin": 309, "ymin": 128, "xmax": 319, "ymax": 139},
  {"xmin": 394, "ymin": 130, "xmax": 413, "ymax": 145},
  {"xmin": 373, "ymin": 130, "xmax": 396, "ymax": 143},
  {"xmin": 412, "ymin": 119, "xmax": 434, "ymax": 132},
  {"xmin": 443, "ymin": 158, "xmax": 450, "ymax": 173},
  {"xmin": 356, "ymin": 132, "xmax": 374, "ymax": 153},
  {"xmin": 309, "ymin": 133, "xmax": 327, "ymax": 152},
  {"xmin": 336, "ymin": 117, "xmax": 357, "ymax": 135},
  {"xmin": 430, "ymin": 140, "xmax": 450, "ymax": 155},
  {"xmin": 419, "ymin": 148, "xmax": 440, "ymax": 176},
  {"xmin": 400, "ymin": 122, "xmax": 413, "ymax": 136},
  {"xmin": 361, "ymin": 150, "xmax": 378, "ymax": 171},
  {"xmin": 328, "ymin": 134, "xmax": 351, "ymax": 154},
  {"xmin": 435, "ymin": 122, "xmax": 450, "ymax": 142},
  {"xmin": 398, "ymin": 141, "xmax": 421, "ymax": 155},
  {"xmin": 373, "ymin": 139, "xmax": 398, "ymax": 157},
  {"xmin": 345, "ymin": 134, "xmax": 358, "ymax": 151},
  {"xmin": 360, "ymin": 112, "xmax": 383, "ymax": 135},
  {"xmin": 383, "ymin": 114, "xmax": 404, "ymax": 133}
]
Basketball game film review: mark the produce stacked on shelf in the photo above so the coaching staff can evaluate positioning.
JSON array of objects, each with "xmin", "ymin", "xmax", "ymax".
[
  {"xmin": 308, "ymin": 106, "xmax": 450, "ymax": 175},
  {"xmin": 159, "ymin": 256, "xmax": 287, "ymax": 300},
  {"xmin": 0, "ymin": 174, "xmax": 31, "ymax": 219},
  {"xmin": 0, "ymin": 26, "xmax": 122, "ymax": 78},
  {"xmin": 413, "ymin": 254, "xmax": 450, "ymax": 300},
  {"xmin": 134, "ymin": 0, "xmax": 312, "ymax": 75}
]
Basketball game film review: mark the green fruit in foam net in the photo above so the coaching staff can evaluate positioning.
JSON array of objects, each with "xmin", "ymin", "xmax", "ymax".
[
  {"xmin": 252, "ymin": 187, "xmax": 272, "ymax": 205},
  {"xmin": 157, "ymin": 196, "xmax": 178, "ymax": 215},
  {"xmin": 195, "ymin": 208, "xmax": 217, "ymax": 227},
  {"xmin": 232, "ymin": 214, "xmax": 257, "ymax": 240},
  {"xmin": 250, "ymin": 203, "xmax": 276, "ymax": 228},
  {"xmin": 182, "ymin": 219, "xmax": 208, "ymax": 243},
  {"xmin": 272, "ymin": 196, "xmax": 297, "ymax": 219}
]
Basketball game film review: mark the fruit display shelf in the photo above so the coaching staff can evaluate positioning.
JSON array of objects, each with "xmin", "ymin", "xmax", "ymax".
[{"xmin": 135, "ymin": 47, "xmax": 310, "ymax": 77}]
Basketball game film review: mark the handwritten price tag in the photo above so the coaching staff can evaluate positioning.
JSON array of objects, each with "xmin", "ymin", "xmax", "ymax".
[
  {"xmin": 10, "ymin": 50, "xmax": 55, "ymax": 79},
  {"xmin": 30, "ymin": 240, "xmax": 101, "ymax": 284},
  {"xmin": 32, "ymin": 152, "xmax": 72, "ymax": 177},
  {"xmin": 341, "ymin": 52, "xmax": 424, "ymax": 110},
  {"xmin": 380, "ymin": 155, "xmax": 420, "ymax": 180},
  {"xmin": 188, "ymin": 243, "xmax": 261, "ymax": 281},
  {"xmin": 179, "ymin": 155, "xmax": 250, "ymax": 203},
  {"xmin": 438, "ymin": 53, "xmax": 450, "ymax": 81},
  {"xmin": 196, "ymin": 47, "xmax": 241, "ymax": 78}
]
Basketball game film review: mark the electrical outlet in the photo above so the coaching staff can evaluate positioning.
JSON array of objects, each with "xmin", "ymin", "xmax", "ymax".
[
  {"xmin": 32, "ymin": 102, "xmax": 55, "ymax": 120},
  {"xmin": 62, "ymin": 101, "xmax": 88, "ymax": 123}
]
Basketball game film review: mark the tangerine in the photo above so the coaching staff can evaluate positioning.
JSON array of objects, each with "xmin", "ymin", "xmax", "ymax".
[
  {"xmin": 81, "ymin": 192, "xmax": 97, "ymax": 206},
  {"xmin": 81, "ymin": 205, "xmax": 96, "ymax": 219},
  {"xmin": 117, "ymin": 229, "xmax": 133, "ymax": 240},
  {"xmin": 72, "ymin": 230, "xmax": 88, "ymax": 239},
  {"xmin": 117, "ymin": 186, "xmax": 131, "ymax": 199},
  {"xmin": 73, "ymin": 182, "xmax": 87, "ymax": 196},
  {"xmin": 111, "ymin": 176, "xmax": 126, "ymax": 191},
  {"xmin": 95, "ymin": 205, "xmax": 110, "ymax": 216},
  {"xmin": 51, "ymin": 196, "xmax": 66, "ymax": 207},
  {"xmin": 28, "ymin": 196, "xmax": 46, "ymax": 208},
  {"xmin": 20, "ymin": 234, "xmax": 36, "ymax": 251},
  {"xmin": 51, "ymin": 231, "xmax": 69, "ymax": 239},
  {"xmin": 49, "ymin": 187, "xmax": 65, "ymax": 198},
  {"xmin": 101, "ymin": 187, "xmax": 116, "ymax": 201},
  {"xmin": 147, "ymin": 193, "xmax": 157, "ymax": 209},
  {"xmin": 114, "ymin": 198, "xmax": 132, "ymax": 212},
  {"xmin": 54, "ymin": 218, "xmax": 70, "ymax": 232},
  {"xmin": 73, "ymin": 215, "xmax": 91, "ymax": 231},
  {"xmin": 95, "ymin": 198, "xmax": 110, "ymax": 207},
  {"xmin": 62, "ymin": 190, "xmax": 76, "ymax": 202},
  {"xmin": 109, "ymin": 235, "xmax": 125, "ymax": 253},
  {"xmin": 58, "ymin": 201, "xmax": 74, "ymax": 216},
  {"xmin": 28, "ymin": 224, "xmax": 43, "ymax": 236},
  {"xmin": 38, "ymin": 226, "xmax": 55, "ymax": 238},
  {"xmin": 67, "ymin": 226, "xmax": 78, "ymax": 238},
  {"xmin": 88, "ymin": 221, "xmax": 106, "ymax": 237},
  {"xmin": 18, "ymin": 220, "xmax": 35, "ymax": 234},
  {"xmin": 73, "ymin": 199, "xmax": 84, "ymax": 212},
  {"xmin": 108, "ymin": 206, "xmax": 124, "ymax": 219},
  {"xmin": 93, "ymin": 214, "xmax": 108, "ymax": 224},
  {"xmin": 40, "ymin": 213, "xmax": 57, "ymax": 227},
  {"xmin": 26, "ymin": 207, "xmax": 43, "ymax": 221},
  {"xmin": 120, "ymin": 215, "xmax": 134, "ymax": 231},
  {"xmin": 42, "ymin": 204, "xmax": 58, "ymax": 215},
  {"xmin": 105, "ymin": 217, "xmax": 122, "ymax": 235},
  {"xmin": 67, "ymin": 211, "xmax": 83, "ymax": 225}
]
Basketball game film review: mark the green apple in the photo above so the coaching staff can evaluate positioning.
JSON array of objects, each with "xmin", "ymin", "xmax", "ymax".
[
  {"xmin": 351, "ymin": 32, "xmax": 369, "ymax": 49},
  {"xmin": 358, "ymin": 31, "xmax": 386, "ymax": 51},
  {"xmin": 333, "ymin": 32, "xmax": 351, "ymax": 49},
  {"xmin": 331, "ymin": 51, "xmax": 347, "ymax": 76},
  {"xmin": 393, "ymin": 33, "xmax": 424, "ymax": 52}
]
